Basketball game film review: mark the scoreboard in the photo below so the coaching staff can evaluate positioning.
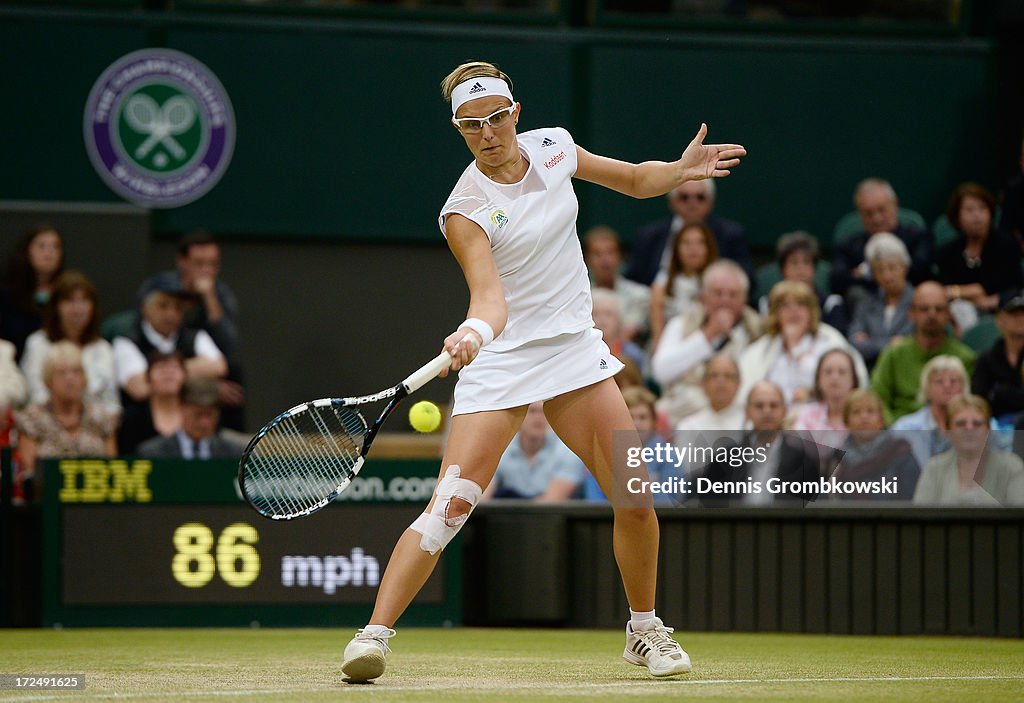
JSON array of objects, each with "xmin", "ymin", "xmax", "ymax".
[{"xmin": 41, "ymin": 458, "xmax": 461, "ymax": 627}]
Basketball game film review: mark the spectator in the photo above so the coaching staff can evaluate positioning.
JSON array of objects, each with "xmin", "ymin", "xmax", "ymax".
[
  {"xmin": 698, "ymin": 381, "xmax": 820, "ymax": 507},
  {"xmin": 650, "ymin": 260, "xmax": 762, "ymax": 427},
  {"xmin": 583, "ymin": 387, "xmax": 676, "ymax": 502},
  {"xmin": 871, "ymin": 282, "xmax": 975, "ymax": 420},
  {"xmin": 625, "ymin": 179, "xmax": 753, "ymax": 286},
  {"xmin": 20, "ymin": 271, "xmax": 117, "ymax": 409},
  {"xmin": 972, "ymin": 292, "xmax": 1024, "ymax": 424},
  {"xmin": 738, "ymin": 281, "xmax": 867, "ymax": 407},
  {"xmin": 583, "ymin": 226, "xmax": 650, "ymax": 341},
  {"xmin": 829, "ymin": 389, "xmax": 919, "ymax": 501},
  {"xmin": 891, "ymin": 355, "xmax": 1006, "ymax": 469},
  {"xmin": 137, "ymin": 376, "xmax": 247, "ymax": 459},
  {"xmin": 847, "ymin": 233, "xmax": 915, "ymax": 368},
  {"xmin": 675, "ymin": 354, "xmax": 744, "ymax": 432},
  {"xmin": 591, "ymin": 288, "xmax": 646, "ymax": 373},
  {"xmin": 649, "ymin": 222, "xmax": 717, "ymax": 349},
  {"xmin": 136, "ymin": 229, "xmax": 244, "ymax": 428},
  {"xmin": 113, "ymin": 283, "xmax": 227, "ymax": 403},
  {"xmin": 482, "ymin": 401, "xmax": 584, "ymax": 501},
  {"xmin": 0, "ymin": 225, "xmax": 65, "ymax": 359},
  {"xmin": 758, "ymin": 231, "xmax": 847, "ymax": 334},
  {"xmin": 937, "ymin": 183, "xmax": 1023, "ymax": 325},
  {"xmin": 0, "ymin": 338, "xmax": 28, "ymax": 414},
  {"xmin": 830, "ymin": 178, "xmax": 933, "ymax": 305},
  {"xmin": 913, "ymin": 394, "xmax": 1024, "ymax": 507},
  {"xmin": 14, "ymin": 341, "xmax": 118, "ymax": 496},
  {"xmin": 613, "ymin": 355, "xmax": 645, "ymax": 392},
  {"xmin": 118, "ymin": 351, "xmax": 186, "ymax": 455},
  {"xmin": 791, "ymin": 348, "xmax": 861, "ymax": 444}
]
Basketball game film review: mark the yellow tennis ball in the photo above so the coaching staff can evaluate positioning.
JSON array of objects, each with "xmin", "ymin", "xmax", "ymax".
[{"xmin": 409, "ymin": 400, "xmax": 442, "ymax": 433}]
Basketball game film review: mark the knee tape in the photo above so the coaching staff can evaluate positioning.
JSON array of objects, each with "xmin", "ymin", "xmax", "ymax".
[{"xmin": 409, "ymin": 465, "xmax": 482, "ymax": 555}]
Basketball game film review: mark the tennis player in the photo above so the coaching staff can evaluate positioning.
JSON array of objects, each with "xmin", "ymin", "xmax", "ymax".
[{"xmin": 342, "ymin": 61, "xmax": 745, "ymax": 682}]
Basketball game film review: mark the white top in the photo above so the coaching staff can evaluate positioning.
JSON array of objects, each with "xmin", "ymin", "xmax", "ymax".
[
  {"xmin": 0, "ymin": 339, "xmax": 28, "ymax": 411},
  {"xmin": 675, "ymin": 404, "xmax": 745, "ymax": 433},
  {"xmin": 650, "ymin": 315, "xmax": 751, "ymax": 387},
  {"xmin": 112, "ymin": 321, "xmax": 224, "ymax": 386},
  {"xmin": 439, "ymin": 127, "xmax": 593, "ymax": 352},
  {"xmin": 20, "ymin": 331, "xmax": 119, "ymax": 408}
]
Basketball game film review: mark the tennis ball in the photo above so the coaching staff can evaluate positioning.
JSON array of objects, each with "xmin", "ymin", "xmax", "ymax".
[{"xmin": 409, "ymin": 400, "xmax": 442, "ymax": 433}]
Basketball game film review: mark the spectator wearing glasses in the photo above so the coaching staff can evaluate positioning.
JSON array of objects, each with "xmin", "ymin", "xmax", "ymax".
[
  {"xmin": 871, "ymin": 282, "xmax": 976, "ymax": 421},
  {"xmin": 625, "ymin": 179, "xmax": 753, "ymax": 287},
  {"xmin": 913, "ymin": 394, "xmax": 1024, "ymax": 507}
]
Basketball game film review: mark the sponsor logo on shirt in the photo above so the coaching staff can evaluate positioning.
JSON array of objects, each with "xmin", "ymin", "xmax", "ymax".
[
  {"xmin": 541, "ymin": 137, "xmax": 557, "ymax": 147},
  {"xmin": 544, "ymin": 151, "xmax": 566, "ymax": 170},
  {"xmin": 491, "ymin": 209, "xmax": 509, "ymax": 229}
]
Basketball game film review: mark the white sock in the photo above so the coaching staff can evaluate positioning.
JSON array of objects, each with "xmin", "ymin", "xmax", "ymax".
[
  {"xmin": 630, "ymin": 609, "xmax": 657, "ymax": 631},
  {"xmin": 361, "ymin": 624, "xmax": 393, "ymax": 637}
]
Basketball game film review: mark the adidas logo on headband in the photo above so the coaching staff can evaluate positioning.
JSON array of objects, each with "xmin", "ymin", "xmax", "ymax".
[{"xmin": 469, "ymin": 82, "xmax": 486, "ymax": 94}]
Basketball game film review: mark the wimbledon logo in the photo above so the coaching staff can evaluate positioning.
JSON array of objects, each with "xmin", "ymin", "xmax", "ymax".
[{"xmin": 83, "ymin": 48, "xmax": 235, "ymax": 208}]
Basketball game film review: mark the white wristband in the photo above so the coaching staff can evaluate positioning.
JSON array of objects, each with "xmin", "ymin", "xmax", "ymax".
[{"xmin": 460, "ymin": 318, "xmax": 494, "ymax": 347}]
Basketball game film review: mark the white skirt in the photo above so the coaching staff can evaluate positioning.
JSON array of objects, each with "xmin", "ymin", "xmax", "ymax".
[{"xmin": 452, "ymin": 328, "xmax": 624, "ymax": 416}]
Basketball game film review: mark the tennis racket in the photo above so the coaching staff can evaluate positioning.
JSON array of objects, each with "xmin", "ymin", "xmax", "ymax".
[{"xmin": 238, "ymin": 350, "xmax": 452, "ymax": 520}]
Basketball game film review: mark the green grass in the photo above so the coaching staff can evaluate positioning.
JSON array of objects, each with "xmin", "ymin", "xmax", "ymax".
[{"xmin": 0, "ymin": 628, "xmax": 1022, "ymax": 702}]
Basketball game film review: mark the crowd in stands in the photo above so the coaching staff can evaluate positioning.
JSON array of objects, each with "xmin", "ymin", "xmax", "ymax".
[
  {"xmin": 3, "ymin": 169, "xmax": 1024, "ymax": 509},
  {"xmin": 485, "ymin": 170, "xmax": 1024, "ymax": 508},
  {"xmin": 0, "ymin": 227, "xmax": 246, "ymax": 501}
]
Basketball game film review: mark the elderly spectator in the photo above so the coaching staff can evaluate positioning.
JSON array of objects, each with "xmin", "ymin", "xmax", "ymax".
[
  {"xmin": 830, "ymin": 178, "xmax": 933, "ymax": 304},
  {"xmin": 698, "ymin": 382, "xmax": 820, "ymax": 507},
  {"xmin": 871, "ymin": 282, "xmax": 975, "ymax": 420},
  {"xmin": 972, "ymin": 292, "xmax": 1024, "ymax": 423},
  {"xmin": 829, "ymin": 389, "xmax": 919, "ymax": 501},
  {"xmin": 583, "ymin": 226, "xmax": 650, "ymax": 341},
  {"xmin": 591, "ymin": 288, "xmax": 646, "ymax": 373},
  {"xmin": 848, "ymin": 233, "xmax": 915, "ymax": 367},
  {"xmin": 626, "ymin": 179, "xmax": 753, "ymax": 286},
  {"xmin": 118, "ymin": 351, "xmax": 187, "ymax": 455},
  {"xmin": 938, "ymin": 183, "xmax": 1024, "ymax": 323},
  {"xmin": 0, "ymin": 225, "xmax": 65, "ymax": 359},
  {"xmin": 890, "ymin": 355, "xmax": 1007, "ymax": 469},
  {"xmin": 138, "ymin": 376, "xmax": 246, "ymax": 459},
  {"xmin": 113, "ymin": 282, "xmax": 227, "ymax": 403},
  {"xmin": 676, "ymin": 354, "xmax": 744, "ymax": 432},
  {"xmin": 649, "ymin": 222, "xmax": 717, "ymax": 350},
  {"xmin": 791, "ymin": 348, "xmax": 861, "ymax": 442},
  {"xmin": 738, "ymin": 281, "xmax": 867, "ymax": 407},
  {"xmin": 14, "ymin": 342, "xmax": 119, "ymax": 496},
  {"xmin": 20, "ymin": 271, "xmax": 117, "ymax": 409},
  {"xmin": 913, "ymin": 395, "xmax": 1024, "ymax": 507},
  {"xmin": 650, "ymin": 260, "xmax": 762, "ymax": 426},
  {"xmin": 758, "ymin": 231, "xmax": 847, "ymax": 334},
  {"xmin": 482, "ymin": 401, "xmax": 584, "ymax": 501}
]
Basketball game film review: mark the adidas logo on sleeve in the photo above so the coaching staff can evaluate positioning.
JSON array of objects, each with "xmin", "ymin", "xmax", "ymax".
[{"xmin": 541, "ymin": 137, "xmax": 557, "ymax": 147}]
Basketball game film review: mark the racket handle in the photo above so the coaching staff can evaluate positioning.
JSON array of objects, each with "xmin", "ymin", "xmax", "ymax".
[{"xmin": 402, "ymin": 351, "xmax": 453, "ymax": 394}]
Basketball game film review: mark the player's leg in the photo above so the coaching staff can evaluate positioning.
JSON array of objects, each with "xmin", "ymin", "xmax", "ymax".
[
  {"xmin": 342, "ymin": 406, "xmax": 525, "ymax": 681},
  {"xmin": 544, "ymin": 378, "xmax": 691, "ymax": 676}
]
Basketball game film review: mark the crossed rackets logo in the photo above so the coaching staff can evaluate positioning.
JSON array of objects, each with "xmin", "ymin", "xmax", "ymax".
[{"xmin": 123, "ymin": 93, "xmax": 197, "ymax": 164}]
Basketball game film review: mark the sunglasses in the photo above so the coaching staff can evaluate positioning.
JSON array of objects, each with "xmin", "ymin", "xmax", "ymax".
[{"xmin": 452, "ymin": 104, "xmax": 516, "ymax": 134}]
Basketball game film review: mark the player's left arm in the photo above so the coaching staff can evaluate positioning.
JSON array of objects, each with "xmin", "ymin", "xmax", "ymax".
[{"xmin": 575, "ymin": 123, "xmax": 745, "ymax": 199}]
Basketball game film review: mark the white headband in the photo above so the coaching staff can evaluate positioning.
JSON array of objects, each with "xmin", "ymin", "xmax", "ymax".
[{"xmin": 450, "ymin": 76, "xmax": 515, "ymax": 116}]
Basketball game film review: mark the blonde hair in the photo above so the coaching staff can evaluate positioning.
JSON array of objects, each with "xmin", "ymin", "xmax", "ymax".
[
  {"xmin": 621, "ymin": 385, "xmax": 657, "ymax": 414},
  {"xmin": 765, "ymin": 280, "xmax": 820, "ymax": 336},
  {"xmin": 440, "ymin": 61, "xmax": 513, "ymax": 103},
  {"xmin": 42, "ymin": 339, "xmax": 84, "ymax": 386},
  {"xmin": 946, "ymin": 394, "xmax": 991, "ymax": 426},
  {"xmin": 842, "ymin": 388, "xmax": 886, "ymax": 426}
]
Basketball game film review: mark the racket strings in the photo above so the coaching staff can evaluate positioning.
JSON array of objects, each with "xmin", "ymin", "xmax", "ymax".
[{"xmin": 242, "ymin": 403, "xmax": 369, "ymax": 518}]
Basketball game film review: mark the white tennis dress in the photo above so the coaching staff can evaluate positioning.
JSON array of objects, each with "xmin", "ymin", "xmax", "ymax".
[{"xmin": 439, "ymin": 127, "xmax": 623, "ymax": 415}]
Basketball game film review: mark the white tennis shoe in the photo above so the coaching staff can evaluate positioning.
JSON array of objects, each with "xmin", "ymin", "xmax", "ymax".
[
  {"xmin": 342, "ymin": 627, "xmax": 395, "ymax": 682},
  {"xmin": 623, "ymin": 618, "xmax": 692, "ymax": 676}
]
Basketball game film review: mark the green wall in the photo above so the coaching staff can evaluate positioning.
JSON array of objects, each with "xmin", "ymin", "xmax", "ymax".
[{"xmin": 0, "ymin": 9, "xmax": 997, "ymax": 250}]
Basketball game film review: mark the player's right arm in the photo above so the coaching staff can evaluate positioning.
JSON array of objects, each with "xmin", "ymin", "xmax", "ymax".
[{"xmin": 442, "ymin": 213, "xmax": 507, "ymax": 375}]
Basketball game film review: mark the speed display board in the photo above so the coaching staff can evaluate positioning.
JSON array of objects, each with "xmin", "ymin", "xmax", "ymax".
[{"xmin": 42, "ymin": 458, "xmax": 460, "ymax": 626}]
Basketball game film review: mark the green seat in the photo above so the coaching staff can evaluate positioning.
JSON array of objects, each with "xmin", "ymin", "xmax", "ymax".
[
  {"xmin": 962, "ymin": 316, "xmax": 1000, "ymax": 354},
  {"xmin": 754, "ymin": 261, "xmax": 832, "ymax": 301},
  {"xmin": 832, "ymin": 208, "xmax": 927, "ymax": 244},
  {"xmin": 100, "ymin": 309, "xmax": 137, "ymax": 342},
  {"xmin": 932, "ymin": 214, "xmax": 958, "ymax": 249}
]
